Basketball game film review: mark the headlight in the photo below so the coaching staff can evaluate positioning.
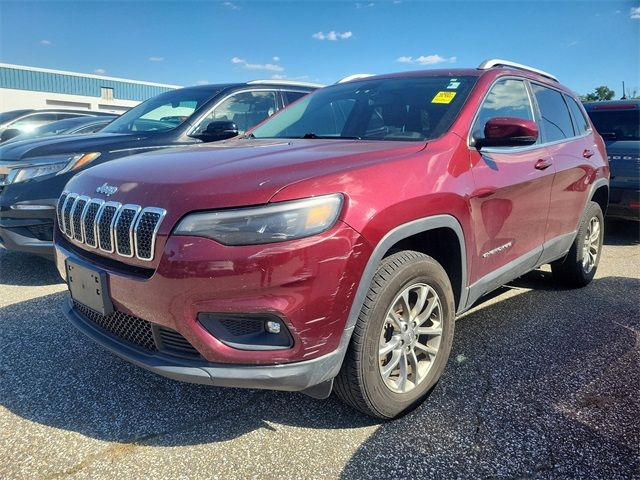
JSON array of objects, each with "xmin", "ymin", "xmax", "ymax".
[
  {"xmin": 174, "ymin": 194, "xmax": 344, "ymax": 245},
  {"xmin": 6, "ymin": 152, "xmax": 101, "ymax": 184}
]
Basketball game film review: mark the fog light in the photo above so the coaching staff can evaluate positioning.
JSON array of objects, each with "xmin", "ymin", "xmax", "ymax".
[{"xmin": 266, "ymin": 320, "xmax": 281, "ymax": 334}]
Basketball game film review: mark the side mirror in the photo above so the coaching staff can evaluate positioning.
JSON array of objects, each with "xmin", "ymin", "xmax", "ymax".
[
  {"xmin": 474, "ymin": 117, "xmax": 538, "ymax": 149},
  {"xmin": 1, "ymin": 128, "xmax": 22, "ymax": 142},
  {"xmin": 192, "ymin": 120, "xmax": 239, "ymax": 142}
]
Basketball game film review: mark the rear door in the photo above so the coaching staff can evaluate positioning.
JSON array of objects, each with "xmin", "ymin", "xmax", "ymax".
[
  {"xmin": 468, "ymin": 78, "xmax": 554, "ymax": 289},
  {"xmin": 530, "ymin": 84, "xmax": 601, "ymax": 258}
]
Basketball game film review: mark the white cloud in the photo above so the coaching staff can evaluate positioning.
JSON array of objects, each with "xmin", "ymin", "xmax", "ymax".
[
  {"xmin": 312, "ymin": 31, "xmax": 353, "ymax": 41},
  {"xmin": 568, "ymin": 40, "xmax": 579, "ymax": 47},
  {"xmin": 148, "ymin": 56, "xmax": 164, "ymax": 62},
  {"xmin": 223, "ymin": 1, "xmax": 240, "ymax": 10},
  {"xmin": 355, "ymin": 2, "xmax": 375, "ymax": 8},
  {"xmin": 631, "ymin": 6, "xmax": 640, "ymax": 19},
  {"xmin": 94, "ymin": 68, "xmax": 107, "ymax": 74},
  {"xmin": 39, "ymin": 39, "xmax": 52, "ymax": 46},
  {"xmin": 230, "ymin": 56, "xmax": 284, "ymax": 72},
  {"xmin": 273, "ymin": 56, "xmax": 280, "ymax": 62},
  {"xmin": 397, "ymin": 54, "xmax": 457, "ymax": 65},
  {"xmin": 196, "ymin": 80, "xmax": 209, "ymax": 85}
]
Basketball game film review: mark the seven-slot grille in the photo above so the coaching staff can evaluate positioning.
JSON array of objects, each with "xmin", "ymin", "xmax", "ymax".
[{"xmin": 57, "ymin": 191, "xmax": 166, "ymax": 261}]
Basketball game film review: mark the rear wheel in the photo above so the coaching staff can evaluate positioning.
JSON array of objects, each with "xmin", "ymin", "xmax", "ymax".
[
  {"xmin": 334, "ymin": 251, "xmax": 455, "ymax": 419},
  {"xmin": 551, "ymin": 201, "xmax": 604, "ymax": 287}
]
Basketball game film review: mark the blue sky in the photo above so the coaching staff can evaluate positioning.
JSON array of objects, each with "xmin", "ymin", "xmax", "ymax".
[{"xmin": 1, "ymin": 0, "xmax": 638, "ymax": 96}]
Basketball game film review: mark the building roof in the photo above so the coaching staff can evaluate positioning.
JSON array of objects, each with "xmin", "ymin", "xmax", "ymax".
[{"xmin": 0, "ymin": 63, "xmax": 180, "ymax": 102}]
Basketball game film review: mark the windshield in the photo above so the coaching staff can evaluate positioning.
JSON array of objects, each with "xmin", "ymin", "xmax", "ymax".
[
  {"xmin": 251, "ymin": 75, "xmax": 477, "ymax": 141},
  {"xmin": 0, "ymin": 110, "xmax": 32, "ymax": 124},
  {"xmin": 587, "ymin": 109, "xmax": 640, "ymax": 141},
  {"xmin": 102, "ymin": 88, "xmax": 220, "ymax": 134}
]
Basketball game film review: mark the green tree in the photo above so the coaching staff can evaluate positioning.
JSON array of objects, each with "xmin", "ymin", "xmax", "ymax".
[{"xmin": 581, "ymin": 86, "xmax": 616, "ymax": 101}]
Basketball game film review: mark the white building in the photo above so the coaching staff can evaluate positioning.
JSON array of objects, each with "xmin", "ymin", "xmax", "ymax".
[{"xmin": 0, "ymin": 63, "xmax": 180, "ymax": 114}]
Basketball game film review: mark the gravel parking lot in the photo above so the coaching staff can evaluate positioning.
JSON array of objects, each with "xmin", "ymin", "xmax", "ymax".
[{"xmin": 1, "ymin": 220, "xmax": 638, "ymax": 479}]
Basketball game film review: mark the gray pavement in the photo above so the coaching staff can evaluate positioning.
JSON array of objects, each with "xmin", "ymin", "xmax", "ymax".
[{"xmin": 1, "ymin": 220, "xmax": 638, "ymax": 479}]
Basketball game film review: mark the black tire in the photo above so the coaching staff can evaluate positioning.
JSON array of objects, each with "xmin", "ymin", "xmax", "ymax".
[
  {"xmin": 334, "ymin": 250, "xmax": 455, "ymax": 419},
  {"xmin": 551, "ymin": 201, "xmax": 604, "ymax": 288}
]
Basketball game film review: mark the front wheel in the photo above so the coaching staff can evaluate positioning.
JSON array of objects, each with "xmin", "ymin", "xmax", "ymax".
[
  {"xmin": 334, "ymin": 251, "xmax": 455, "ymax": 419},
  {"xmin": 551, "ymin": 201, "xmax": 604, "ymax": 287}
]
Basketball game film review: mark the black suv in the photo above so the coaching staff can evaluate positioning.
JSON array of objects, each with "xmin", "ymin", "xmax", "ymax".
[
  {"xmin": 583, "ymin": 100, "xmax": 640, "ymax": 221},
  {"xmin": 0, "ymin": 81, "xmax": 320, "ymax": 255}
]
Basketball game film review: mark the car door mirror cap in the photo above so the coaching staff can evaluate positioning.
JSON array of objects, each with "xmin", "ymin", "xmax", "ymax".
[
  {"xmin": 191, "ymin": 120, "xmax": 239, "ymax": 142},
  {"xmin": 474, "ymin": 117, "xmax": 539, "ymax": 149}
]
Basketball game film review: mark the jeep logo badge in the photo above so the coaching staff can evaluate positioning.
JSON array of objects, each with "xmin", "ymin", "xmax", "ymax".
[{"xmin": 96, "ymin": 182, "xmax": 118, "ymax": 196}]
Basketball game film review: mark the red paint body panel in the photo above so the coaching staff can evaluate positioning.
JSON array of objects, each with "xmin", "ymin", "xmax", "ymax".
[{"xmin": 54, "ymin": 66, "xmax": 609, "ymax": 373}]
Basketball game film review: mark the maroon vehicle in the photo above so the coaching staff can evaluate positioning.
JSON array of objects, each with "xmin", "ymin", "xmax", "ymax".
[{"xmin": 54, "ymin": 59, "xmax": 609, "ymax": 419}]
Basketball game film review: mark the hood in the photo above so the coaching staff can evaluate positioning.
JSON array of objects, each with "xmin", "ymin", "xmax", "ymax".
[
  {"xmin": 0, "ymin": 132, "xmax": 171, "ymax": 162},
  {"xmin": 66, "ymin": 138, "xmax": 424, "ymax": 215},
  {"xmin": 603, "ymin": 139, "xmax": 640, "ymax": 157}
]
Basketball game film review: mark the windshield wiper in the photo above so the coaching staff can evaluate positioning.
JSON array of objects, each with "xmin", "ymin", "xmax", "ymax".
[{"xmin": 301, "ymin": 132, "xmax": 361, "ymax": 140}]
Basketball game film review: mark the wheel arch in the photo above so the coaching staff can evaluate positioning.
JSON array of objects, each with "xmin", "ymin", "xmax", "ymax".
[
  {"xmin": 341, "ymin": 215, "xmax": 468, "ymax": 340},
  {"xmin": 589, "ymin": 180, "xmax": 609, "ymax": 216}
]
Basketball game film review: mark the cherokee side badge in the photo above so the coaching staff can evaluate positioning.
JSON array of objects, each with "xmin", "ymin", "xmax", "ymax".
[{"xmin": 95, "ymin": 182, "xmax": 118, "ymax": 196}]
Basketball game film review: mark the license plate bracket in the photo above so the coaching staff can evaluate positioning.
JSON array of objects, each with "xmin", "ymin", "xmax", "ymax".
[{"xmin": 66, "ymin": 259, "xmax": 113, "ymax": 316}]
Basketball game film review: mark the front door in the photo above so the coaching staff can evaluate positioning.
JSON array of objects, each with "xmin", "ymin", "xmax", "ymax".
[{"xmin": 468, "ymin": 78, "xmax": 555, "ymax": 297}]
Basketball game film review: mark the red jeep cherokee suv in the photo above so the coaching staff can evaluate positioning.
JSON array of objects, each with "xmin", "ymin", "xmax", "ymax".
[{"xmin": 54, "ymin": 60, "xmax": 609, "ymax": 418}]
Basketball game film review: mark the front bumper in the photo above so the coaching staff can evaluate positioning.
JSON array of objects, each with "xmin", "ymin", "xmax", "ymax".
[
  {"xmin": 63, "ymin": 296, "xmax": 346, "ymax": 395},
  {"xmin": 607, "ymin": 187, "xmax": 640, "ymax": 221},
  {"xmin": 0, "ymin": 205, "xmax": 56, "ymax": 255},
  {"xmin": 55, "ymin": 221, "xmax": 371, "ymax": 391}
]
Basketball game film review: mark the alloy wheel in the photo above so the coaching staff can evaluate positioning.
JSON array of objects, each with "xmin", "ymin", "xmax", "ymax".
[{"xmin": 378, "ymin": 282, "xmax": 443, "ymax": 393}]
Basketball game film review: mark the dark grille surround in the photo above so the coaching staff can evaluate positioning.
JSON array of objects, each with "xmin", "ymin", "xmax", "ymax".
[
  {"xmin": 58, "ymin": 191, "xmax": 166, "ymax": 261},
  {"xmin": 72, "ymin": 300, "xmax": 201, "ymax": 358}
]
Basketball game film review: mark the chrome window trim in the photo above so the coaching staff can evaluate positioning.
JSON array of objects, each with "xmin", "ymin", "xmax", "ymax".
[
  {"xmin": 82, "ymin": 198, "xmax": 105, "ymax": 248},
  {"xmin": 70, "ymin": 195, "xmax": 91, "ymax": 243},
  {"xmin": 97, "ymin": 201, "xmax": 122, "ymax": 253},
  {"xmin": 62, "ymin": 193, "xmax": 78, "ymax": 237},
  {"xmin": 114, "ymin": 204, "xmax": 142, "ymax": 258},
  {"xmin": 133, "ymin": 207, "xmax": 167, "ymax": 261}
]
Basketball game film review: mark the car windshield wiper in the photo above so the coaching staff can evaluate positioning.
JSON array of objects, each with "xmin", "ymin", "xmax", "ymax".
[{"xmin": 300, "ymin": 133, "xmax": 362, "ymax": 140}]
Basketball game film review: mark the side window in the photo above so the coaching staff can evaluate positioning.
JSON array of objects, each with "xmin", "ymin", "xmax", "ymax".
[
  {"xmin": 472, "ymin": 79, "xmax": 534, "ymax": 141},
  {"xmin": 9, "ymin": 113, "xmax": 57, "ymax": 130},
  {"xmin": 196, "ymin": 91, "xmax": 278, "ymax": 134},
  {"xmin": 56, "ymin": 113, "xmax": 85, "ymax": 120},
  {"xmin": 284, "ymin": 91, "xmax": 308, "ymax": 105},
  {"xmin": 531, "ymin": 84, "xmax": 574, "ymax": 142},
  {"xmin": 564, "ymin": 94, "xmax": 590, "ymax": 135}
]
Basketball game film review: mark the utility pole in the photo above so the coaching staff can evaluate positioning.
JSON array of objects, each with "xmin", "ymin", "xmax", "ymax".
[{"xmin": 621, "ymin": 81, "xmax": 626, "ymax": 100}]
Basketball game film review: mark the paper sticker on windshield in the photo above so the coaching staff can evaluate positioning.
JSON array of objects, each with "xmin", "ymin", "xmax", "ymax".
[
  {"xmin": 446, "ymin": 79, "xmax": 461, "ymax": 89},
  {"xmin": 432, "ymin": 91, "xmax": 457, "ymax": 104}
]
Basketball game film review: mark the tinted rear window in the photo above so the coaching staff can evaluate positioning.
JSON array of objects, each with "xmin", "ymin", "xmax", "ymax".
[
  {"xmin": 587, "ymin": 110, "xmax": 640, "ymax": 141},
  {"xmin": 531, "ymin": 84, "xmax": 574, "ymax": 142},
  {"xmin": 564, "ymin": 95, "xmax": 590, "ymax": 135}
]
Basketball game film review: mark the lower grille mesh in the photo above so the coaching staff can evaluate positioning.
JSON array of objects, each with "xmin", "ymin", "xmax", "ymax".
[
  {"xmin": 72, "ymin": 300, "xmax": 201, "ymax": 358},
  {"xmin": 74, "ymin": 300, "xmax": 157, "ymax": 351}
]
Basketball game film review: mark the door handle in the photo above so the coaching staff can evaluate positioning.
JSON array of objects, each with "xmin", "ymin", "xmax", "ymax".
[
  {"xmin": 583, "ymin": 149, "xmax": 594, "ymax": 159},
  {"xmin": 534, "ymin": 159, "xmax": 552, "ymax": 170},
  {"xmin": 474, "ymin": 187, "xmax": 496, "ymax": 198}
]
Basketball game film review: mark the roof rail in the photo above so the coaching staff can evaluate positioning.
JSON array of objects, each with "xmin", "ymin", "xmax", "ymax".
[
  {"xmin": 247, "ymin": 79, "xmax": 325, "ymax": 88},
  {"xmin": 335, "ymin": 74, "xmax": 376, "ymax": 84},
  {"xmin": 478, "ymin": 59, "xmax": 558, "ymax": 82}
]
